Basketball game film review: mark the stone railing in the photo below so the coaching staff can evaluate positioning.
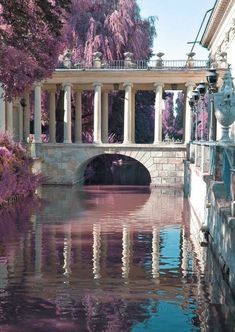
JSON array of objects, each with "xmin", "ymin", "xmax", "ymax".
[
  {"xmin": 185, "ymin": 141, "xmax": 235, "ymax": 294},
  {"xmin": 59, "ymin": 50, "xmax": 209, "ymax": 71},
  {"xmin": 58, "ymin": 59, "xmax": 209, "ymax": 71},
  {"xmin": 187, "ymin": 141, "xmax": 235, "ymax": 211}
]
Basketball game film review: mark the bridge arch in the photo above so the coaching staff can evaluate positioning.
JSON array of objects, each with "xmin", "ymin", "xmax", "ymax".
[
  {"xmin": 34, "ymin": 144, "xmax": 186, "ymax": 187},
  {"xmin": 75, "ymin": 153, "xmax": 151, "ymax": 186}
]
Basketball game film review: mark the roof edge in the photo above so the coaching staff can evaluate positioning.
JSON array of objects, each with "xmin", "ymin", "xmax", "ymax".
[{"xmin": 200, "ymin": 0, "xmax": 230, "ymax": 48}]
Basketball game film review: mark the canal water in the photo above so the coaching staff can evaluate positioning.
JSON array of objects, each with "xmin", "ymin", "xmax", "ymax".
[{"xmin": 0, "ymin": 185, "xmax": 234, "ymax": 332}]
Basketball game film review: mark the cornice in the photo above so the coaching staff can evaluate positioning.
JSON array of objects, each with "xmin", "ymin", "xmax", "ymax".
[{"xmin": 201, "ymin": 0, "xmax": 232, "ymax": 48}]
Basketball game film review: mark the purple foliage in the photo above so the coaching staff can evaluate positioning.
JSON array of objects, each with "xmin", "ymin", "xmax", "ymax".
[
  {"xmin": 0, "ymin": 196, "xmax": 41, "ymax": 238},
  {"xmin": 82, "ymin": 129, "xmax": 116, "ymax": 143},
  {"xmin": 162, "ymin": 91, "xmax": 185, "ymax": 140},
  {"xmin": 63, "ymin": 0, "xmax": 156, "ymax": 65},
  {"xmin": 162, "ymin": 92, "xmax": 175, "ymax": 138},
  {"xmin": 0, "ymin": 132, "xmax": 43, "ymax": 204},
  {"xmin": 197, "ymin": 93, "xmax": 209, "ymax": 140}
]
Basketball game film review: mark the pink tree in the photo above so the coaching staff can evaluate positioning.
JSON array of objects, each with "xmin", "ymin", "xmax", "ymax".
[
  {"xmin": 0, "ymin": 132, "xmax": 43, "ymax": 203},
  {"xmin": 58, "ymin": 0, "xmax": 156, "ymax": 142},
  {"xmin": 197, "ymin": 93, "xmax": 209, "ymax": 140},
  {"xmin": 162, "ymin": 92, "xmax": 175, "ymax": 139},
  {"xmin": 63, "ymin": 0, "xmax": 156, "ymax": 64},
  {"xmin": 0, "ymin": 0, "xmax": 71, "ymax": 100}
]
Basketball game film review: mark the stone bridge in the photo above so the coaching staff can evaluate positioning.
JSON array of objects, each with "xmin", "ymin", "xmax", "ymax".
[{"xmin": 32, "ymin": 143, "xmax": 186, "ymax": 187}]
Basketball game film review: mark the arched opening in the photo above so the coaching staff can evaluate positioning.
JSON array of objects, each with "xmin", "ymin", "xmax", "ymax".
[{"xmin": 82, "ymin": 154, "xmax": 151, "ymax": 186}]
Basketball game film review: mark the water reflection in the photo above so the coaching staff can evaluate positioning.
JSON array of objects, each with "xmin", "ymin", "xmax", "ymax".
[{"xmin": 0, "ymin": 186, "xmax": 234, "ymax": 331}]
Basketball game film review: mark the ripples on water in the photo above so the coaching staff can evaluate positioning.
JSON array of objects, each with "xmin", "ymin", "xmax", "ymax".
[{"xmin": 0, "ymin": 185, "xmax": 234, "ymax": 332}]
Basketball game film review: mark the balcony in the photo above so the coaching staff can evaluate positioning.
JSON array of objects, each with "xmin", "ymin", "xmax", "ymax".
[{"xmin": 57, "ymin": 59, "xmax": 209, "ymax": 71}]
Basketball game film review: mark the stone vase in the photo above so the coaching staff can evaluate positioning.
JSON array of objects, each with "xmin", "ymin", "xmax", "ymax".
[{"xmin": 214, "ymin": 67, "xmax": 235, "ymax": 142}]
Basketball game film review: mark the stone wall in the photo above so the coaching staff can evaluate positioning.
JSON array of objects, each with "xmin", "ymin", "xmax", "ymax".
[
  {"xmin": 185, "ymin": 144, "xmax": 235, "ymax": 294},
  {"xmin": 31, "ymin": 143, "xmax": 186, "ymax": 187}
]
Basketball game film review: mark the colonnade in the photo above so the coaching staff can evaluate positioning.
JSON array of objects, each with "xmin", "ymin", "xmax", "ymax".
[
  {"xmin": 0, "ymin": 81, "xmax": 195, "ymax": 144},
  {"xmin": 0, "ymin": 86, "xmax": 31, "ymax": 142}
]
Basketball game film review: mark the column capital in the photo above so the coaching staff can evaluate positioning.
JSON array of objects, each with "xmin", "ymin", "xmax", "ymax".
[
  {"xmin": 34, "ymin": 81, "xmax": 43, "ymax": 88},
  {"xmin": 185, "ymin": 81, "xmax": 195, "ymax": 88},
  {"xmin": 123, "ymin": 82, "xmax": 133, "ymax": 89},
  {"xmin": 93, "ymin": 82, "xmax": 103, "ymax": 88},
  {"xmin": 153, "ymin": 82, "xmax": 164, "ymax": 88},
  {"xmin": 62, "ymin": 82, "xmax": 73, "ymax": 89}
]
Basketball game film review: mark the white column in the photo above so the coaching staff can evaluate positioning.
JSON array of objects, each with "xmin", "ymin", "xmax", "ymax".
[
  {"xmin": 153, "ymin": 82, "xmax": 164, "ymax": 144},
  {"xmin": 132, "ymin": 90, "xmax": 136, "ymax": 143},
  {"xmin": 123, "ymin": 82, "xmax": 133, "ymax": 144},
  {"xmin": 93, "ymin": 82, "xmax": 102, "ymax": 144},
  {"xmin": 24, "ymin": 94, "xmax": 30, "ymax": 142},
  {"xmin": 101, "ymin": 91, "xmax": 109, "ymax": 143},
  {"xmin": 6, "ymin": 102, "xmax": 13, "ymax": 133},
  {"xmin": 216, "ymin": 120, "xmax": 222, "ymax": 141},
  {"xmin": 63, "ymin": 83, "xmax": 72, "ymax": 143},
  {"xmin": 75, "ymin": 90, "xmax": 82, "ymax": 143},
  {"xmin": 18, "ymin": 100, "xmax": 23, "ymax": 142},
  {"xmin": 34, "ymin": 82, "xmax": 42, "ymax": 143},
  {"xmin": 0, "ymin": 86, "xmax": 5, "ymax": 132},
  {"xmin": 185, "ymin": 82, "xmax": 195, "ymax": 143},
  {"xmin": 48, "ymin": 89, "xmax": 56, "ymax": 143}
]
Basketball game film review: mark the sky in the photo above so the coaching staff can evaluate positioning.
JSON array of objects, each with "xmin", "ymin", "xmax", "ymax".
[{"xmin": 137, "ymin": 0, "xmax": 216, "ymax": 60}]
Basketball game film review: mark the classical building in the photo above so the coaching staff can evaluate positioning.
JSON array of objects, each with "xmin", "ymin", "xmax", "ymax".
[
  {"xmin": 0, "ymin": 52, "xmax": 225, "ymax": 186},
  {"xmin": 200, "ymin": 0, "xmax": 235, "ymax": 138},
  {"xmin": 0, "ymin": 56, "xmax": 210, "ymax": 145},
  {"xmin": 201, "ymin": 0, "xmax": 235, "ymax": 74}
]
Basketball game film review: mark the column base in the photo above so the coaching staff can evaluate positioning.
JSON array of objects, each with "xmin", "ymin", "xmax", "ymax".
[
  {"xmin": 33, "ymin": 139, "xmax": 42, "ymax": 144},
  {"xmin": 153, "ymin": 141, "xmax": 162, "ymax": 144},
  {"xmin": 123, "ymin": 141, "xmax": 133, "ymax": 145},
  {"xmin": 63, "ymin": 140, "xmax": 72, "ymax": 144}
]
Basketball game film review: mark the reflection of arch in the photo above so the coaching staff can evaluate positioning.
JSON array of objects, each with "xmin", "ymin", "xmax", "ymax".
[
  {"xmin": 75, "ymin": 153, "xmax": 151, "ymax": 186},
  {"xmin": 38, "ymin": 185, "xmax": 151, "ymax": 222}
]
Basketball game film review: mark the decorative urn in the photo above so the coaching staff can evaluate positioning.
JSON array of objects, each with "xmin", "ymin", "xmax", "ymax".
[
  {"xmin": 156, "ymin": 52, "xmax": 165, "ymax": 68},
  {"xmin": 214, "ymin": 66, "xmax": 235, "ymax": 142},
  {"xmin": 63, "ymin": 50, "xmax": 72, "ymax": 68},
  {"xmin": 93, "ymin": 52, "xmax": 102, "ymax": 68}
]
